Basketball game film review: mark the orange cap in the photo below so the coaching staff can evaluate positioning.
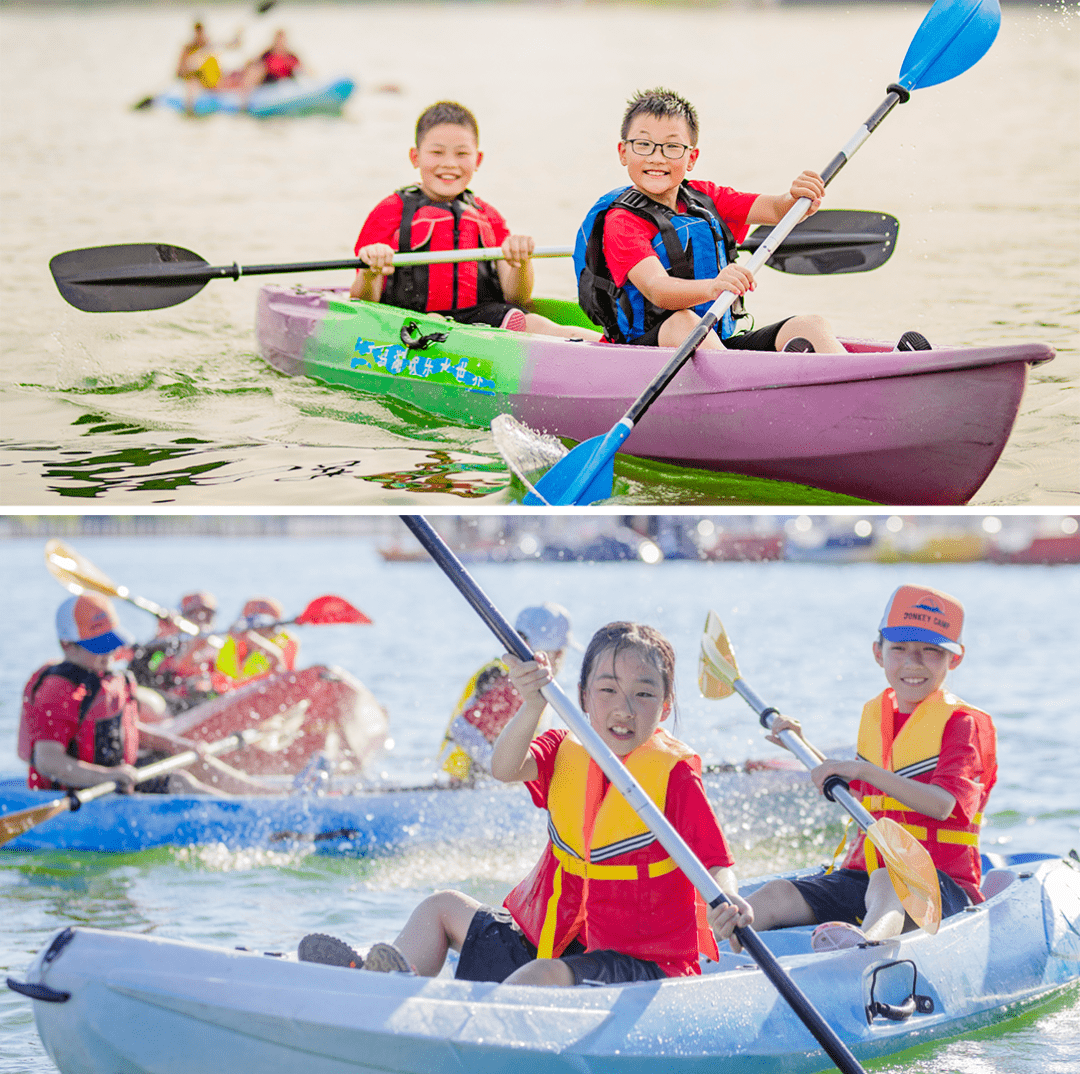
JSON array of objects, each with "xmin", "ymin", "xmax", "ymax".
[{"xmin": 878, "ymin": 584, "xmax": 964, "ymax": 654}]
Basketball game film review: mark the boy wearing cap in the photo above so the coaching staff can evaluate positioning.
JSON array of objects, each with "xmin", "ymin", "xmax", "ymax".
[
  {"xmin": 18, "ymin": 593, "xmax": 143, "ymax": 792},
  {"xmin": 438, "ymin": 604, "xmax": 576, "ymax": 782},
  {"xmin": 713, "ymin": 584, "xmax": 997, "ymax": 952}
]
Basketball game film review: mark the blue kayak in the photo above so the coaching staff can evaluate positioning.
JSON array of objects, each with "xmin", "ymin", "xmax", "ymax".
[
  {"xmin": 151, "ymin": 75, "xmax": 354, "ymax": 117},
  {"xmin": 10, "ymin": 854, "xmax": 1078, "ymax": 1073},
  {"xmin": 0, "ymin": 761, "xmax": 818, "ymax": 855}
]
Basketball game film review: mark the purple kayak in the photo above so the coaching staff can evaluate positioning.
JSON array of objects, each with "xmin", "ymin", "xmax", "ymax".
[{"xmin": 255, "ymin": 285, "xmax": 1054, "ymax": 504}]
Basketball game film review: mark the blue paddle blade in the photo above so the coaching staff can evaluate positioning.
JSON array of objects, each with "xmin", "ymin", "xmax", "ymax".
[
  {"xmin": 526, "ymin": 421, "xmax": 631, "ymax": 506},
  {"xmin": 898, "ymin": 0, "xmax": 1001, "ymax": 91}
]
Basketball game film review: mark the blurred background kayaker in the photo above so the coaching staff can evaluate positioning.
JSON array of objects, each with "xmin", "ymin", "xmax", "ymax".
[
  {"xmin": 176, "ymin": 20, "xmax": 242, "ymax": 112},
  {"xmin": 130, "ymin": 591, "xmax": 224, "ymax": 715},
  {"xmin": 214, "ymin": 596, "xmax": 299, "ymax": 687},
  {"xmin": 437, "ymin": 603, "xmax": 577, "ymax": 783}
]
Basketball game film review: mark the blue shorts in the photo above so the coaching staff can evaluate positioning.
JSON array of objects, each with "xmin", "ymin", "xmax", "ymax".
[
  {"xmin": 789, "ymin": 867, "xmax": 971, "ymax": 926},
  {"xmin": 455, "ymin": 906, "xmax": 662, "ymax": 985}
]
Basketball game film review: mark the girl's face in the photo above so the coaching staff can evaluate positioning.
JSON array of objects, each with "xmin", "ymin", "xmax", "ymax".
[{"xmin": 583, "ymin": 645, "xmax": 670, "ymax": 757}]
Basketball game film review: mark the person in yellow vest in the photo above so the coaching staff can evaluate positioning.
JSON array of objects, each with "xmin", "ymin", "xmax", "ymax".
[
  {"xmin": 437, "ymin": 603, "xmax": 576, "ymax": 783},
  {"xmin": 712, "ymin": 584, "xmax": 997, "ymax": 954},
  {"xmin": 298, "ymin": 621, "xmax": 752, "ymax": 983},
  {"xmin": 213, "ymin": 598, "xmax": 299, "ymax": 689}
]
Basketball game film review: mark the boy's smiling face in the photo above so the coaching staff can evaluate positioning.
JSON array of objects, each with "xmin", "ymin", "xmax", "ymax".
[
  {"xmin": 874, "ymin": 639, "xmax": 963, "ymax": 712},
  {"xmin": 409, "ymin": 122, "xmax": 482, "ymax": 202},
  {"xmin": 618, "ymin": 112, "xmax": 699, "ymax": 208}
]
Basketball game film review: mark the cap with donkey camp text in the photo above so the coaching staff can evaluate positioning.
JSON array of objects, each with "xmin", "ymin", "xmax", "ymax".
[{"xmin": 878, "ymin": 584, "xmax": 964, "ymax": 655}]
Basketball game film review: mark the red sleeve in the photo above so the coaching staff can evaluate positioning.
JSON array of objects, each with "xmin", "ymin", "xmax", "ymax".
[
  {"xmin": 523, "ymin": 728, "xmax": 568, "ymax": 808},
  {"xmin": 664, "ymin": 760, "xmax": 735, "ymax": 869},
  {"xmin": 473, "ymin": 197, "xmax": 511, "ymax": 246},
  {"xmin": 355, "ymin": 194, "xmax": 405, "ymax": 255},
  {"xmin": 602, "ymin": 209, "xmax": 663, "ymax": 287},
  {"xmin": 930, "ymin": 711, "xmax": 986, "ymax": 823},
  {"xmin": 24, "ymin": 675, "xmax": 82, "ymax": 750}
]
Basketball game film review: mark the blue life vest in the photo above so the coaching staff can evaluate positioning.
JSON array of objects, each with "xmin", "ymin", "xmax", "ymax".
[{"xmin": 574, "ymin": 183, "xmax": 742, "ymax": 344}]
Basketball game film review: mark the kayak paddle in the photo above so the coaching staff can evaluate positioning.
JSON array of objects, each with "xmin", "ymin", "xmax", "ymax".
[
  {"xmin": 49, "ymin": 209, "xmax": 897, "ymax": 314},
  {"xmin": 0, "ymin": 726, "xmax": 267, "ymax": 846},
  {"xmin": 49, "ymin": 245, "xmax": 573, "ymax": 314},
  {"xmin": 45, "ymin": 539, "xmax": 200, "ymax": 636},
  {"xmin": 234, "ymin": 594, "xmax": 373, "ymax": 631},
  {"xmin": 524, "ymin": 0, "xmax": 1002, "ymax": 506},
  {"xmin": 698, "ymin": 610, "xmax": 942, "ymax": 934},
  {"xmin": 401, "ymin": 514, "xmax": 866, "ymax": 1074}
]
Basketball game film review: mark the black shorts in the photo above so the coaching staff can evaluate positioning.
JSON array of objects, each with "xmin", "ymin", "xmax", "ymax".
[
  {"xmin": 453, "ymin": 907, "xmax": 668, "ymax": 985},
  {"xmin": 445, "ymin": 302, "xmax": 524, "ymax": 329},
  {"xmin": 627, "ymin": 316, "xmax": 791, "ymax": 351},
  {"xmin": 789, "ymin": 867, "xmax": 972, "ymax": 926}
]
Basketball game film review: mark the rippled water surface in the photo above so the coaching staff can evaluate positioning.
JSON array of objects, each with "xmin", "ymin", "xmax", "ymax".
[
  {"xmin": 1, "ymin": 2, "xmax": 1077, "ymax": 506},
  {"xmin": 0, "ymin": 532, "xmax": 1077, "ymax": 1069}
]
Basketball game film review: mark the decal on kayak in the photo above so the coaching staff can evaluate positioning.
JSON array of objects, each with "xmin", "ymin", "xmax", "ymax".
[{"xmin": 351, "ymin": 337, "xmax": 495, "ymax": 394}]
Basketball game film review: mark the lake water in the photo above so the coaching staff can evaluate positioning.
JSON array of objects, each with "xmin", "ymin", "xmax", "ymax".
[
  {"xmin": 1, "ymin": 1, "xmax": 1077, "ymax": 507},
  {"xmin": 0, "ymin": 529, "xmax": 1077, "ymax": 1070}
]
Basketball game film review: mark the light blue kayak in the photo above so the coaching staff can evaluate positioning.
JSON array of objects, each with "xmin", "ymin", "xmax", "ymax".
[
  {"xmin": 9, "ymin": 854, "xmax": 1078, "ymax": 1074},
  {"xmin": 0, "ymin": 761, "xmax": 816, "ymax": 855},
  {"xmin": 151, "ymin": 75, "xmax": 354, "ymax": 117}
]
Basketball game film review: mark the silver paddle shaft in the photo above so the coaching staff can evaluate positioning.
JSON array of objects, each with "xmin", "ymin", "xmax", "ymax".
[{"xmin": 734, "ymin": 678, "xmax": 878, "ymax": 832}]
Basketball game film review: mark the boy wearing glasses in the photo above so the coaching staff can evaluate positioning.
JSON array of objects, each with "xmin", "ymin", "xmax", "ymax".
[
  {"xmin": 578, "ymin": 88, "xmax": 899, "ymax": 354},
  {"xmin": 352, "ymin": 101, "xmax": 598, "ymax": 339}
]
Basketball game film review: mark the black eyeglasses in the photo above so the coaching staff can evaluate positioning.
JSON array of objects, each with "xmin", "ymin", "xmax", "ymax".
[{"xmin": 624, "ymin": 139, "xmax": 692, "ymax": 160}]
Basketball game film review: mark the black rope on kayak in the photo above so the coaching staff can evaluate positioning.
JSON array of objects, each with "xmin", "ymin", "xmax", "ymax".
[{"xmin": 400, "ymin": 321, "xmax": 450, "ymax": 351}]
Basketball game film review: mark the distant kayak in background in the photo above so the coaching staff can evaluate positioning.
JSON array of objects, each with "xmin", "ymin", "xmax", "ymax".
[{"xmin": 142, "ymin": 75, "xmax": 355, "ymax": 118}]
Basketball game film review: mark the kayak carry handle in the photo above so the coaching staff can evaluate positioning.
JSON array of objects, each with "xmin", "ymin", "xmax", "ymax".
[{"xmin": 6, "ymin": 977, "xmax": 71, "ymax": 1003}]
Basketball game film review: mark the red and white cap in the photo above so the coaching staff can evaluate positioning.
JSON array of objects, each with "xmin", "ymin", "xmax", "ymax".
[
  {"xmin": 878, "ymin": 584, "xmax": 964, "ymax": 655},
  {"xmin": 56, "ymin": 593, "xmax": 133, "ymax": 654}
]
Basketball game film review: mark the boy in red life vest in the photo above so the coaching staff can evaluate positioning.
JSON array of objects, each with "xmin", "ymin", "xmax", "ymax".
[
  {"xmin": 350, "ymin": 101, "xmax": 600, "ymax": 340},
  {"xmin": 298, "ymin": 622, "xmax": 752, "ymax": 984},
  {"xmin": 19, "ymin": 593, "xmax": 142, "ymax": 792},
  {"xmin": 712, "ymin": 584, "xmax": 997, "ymax": 954},
  {"xmin": 577, "ymin": 87, "xmax": 928, "ymax": 354}
]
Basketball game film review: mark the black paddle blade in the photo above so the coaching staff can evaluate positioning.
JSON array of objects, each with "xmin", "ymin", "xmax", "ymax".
[
  {"xmin": 751, "ymin": 210, "xmax": 899, "ymax": 275},
  {"xmin": 50, "ymin": 244, "xmax": 210, "ymax": 313}
]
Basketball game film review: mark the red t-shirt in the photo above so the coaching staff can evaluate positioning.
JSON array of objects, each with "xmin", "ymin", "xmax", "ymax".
[
  {"xmin": 602, "ymin": 180, "xmax": 758, "ymax": 287},
  {"xmin": 355, "ymin": 192, "xmax": 510, "ymax": 256},
  {"xmin": 21, "ymin": 666, "xmax": 139, "ymax": 789}
]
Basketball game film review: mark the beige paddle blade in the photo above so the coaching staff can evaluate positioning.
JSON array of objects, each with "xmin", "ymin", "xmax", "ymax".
[
  {"xmin": 867, "ymin": 817, "xmax": 942, "ymax": 934},
  {"xmin": 44, "ymin": 539, "xmax": 122, "ymax": 600},
  {"xmin": 0, "ymin": 797, "xmax": 74, "ymax": 847},
  {"xmin": 698, "ymin": 611, "xmax": 740, "ymax": 699}
]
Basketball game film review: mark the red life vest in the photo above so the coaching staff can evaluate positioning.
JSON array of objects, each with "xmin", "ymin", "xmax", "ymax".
[
  {"xmin": 505, "ymin": 730, "xmax": 719, "ymax": 975},
  {"xmin": 19, "ymin": 663, "xmax": 139, "ymax": 789},
  {"xmin": 261, "ymin": 50, "xmax": 299, "ymax": 82},
  {"xmin": 845, "ymin": 688, "xmax": 997, "ymax": 902},
  {"xmin": 380, "ymin": 185, "xmax": 504, "ymax": 313}
]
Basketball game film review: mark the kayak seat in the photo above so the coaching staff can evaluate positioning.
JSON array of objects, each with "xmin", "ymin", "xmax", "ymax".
[{"xmin": 980, "ymin": 869, "xmax": 1017, "ymax": 900}]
